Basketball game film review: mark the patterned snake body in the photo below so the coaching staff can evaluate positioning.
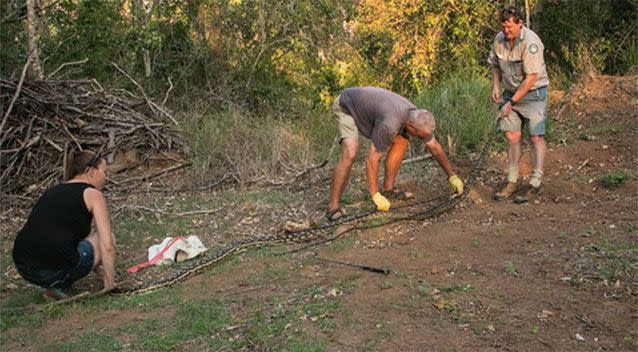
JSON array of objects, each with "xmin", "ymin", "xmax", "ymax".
[{"xmin": 120, "ymin": 125, "xmax": 497, "ymax": 295}]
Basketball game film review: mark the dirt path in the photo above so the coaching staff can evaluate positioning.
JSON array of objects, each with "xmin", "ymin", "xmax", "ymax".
[{"xmin": 1, "ymin": 75, "xmax": 636, "ymax": 351}]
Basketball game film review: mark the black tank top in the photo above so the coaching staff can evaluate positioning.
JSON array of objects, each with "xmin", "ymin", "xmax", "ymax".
[{"xmin": 12, "ymin": 182, "xmax": 94, "ymax": 269}]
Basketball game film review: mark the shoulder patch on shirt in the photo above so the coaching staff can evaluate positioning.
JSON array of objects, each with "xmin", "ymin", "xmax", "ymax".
[{"xmin": 529, "ymin": 44, "xmax": 539, "ymax": 54}]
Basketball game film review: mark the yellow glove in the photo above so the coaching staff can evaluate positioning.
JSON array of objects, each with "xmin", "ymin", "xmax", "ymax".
[
  {"xmin": 372, "ymin": 192, "xmax": 391, "ymax": 212},
  {"xmin": 448, "ymin": 175, "xmax": 464, "ymax": 195}
]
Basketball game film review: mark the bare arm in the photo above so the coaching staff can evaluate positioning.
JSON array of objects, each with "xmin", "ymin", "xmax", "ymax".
[
  {"xmin": 425, "ymin": 137, "xmax": 454, "ymax": 177},
  {"xmin": 500, "ymin": 73, "xmax": 537, "ymax": 118},
  {"xmin": 510, "ymin": 73, "xmax": 537, "ymax": 103},
  {"xmin": 85, "ymin": 188, "xmax": 116, "ymax": 290},
  {"xmin": 365, "ymin": 143, "xmax": 384, "ymax": 196}
]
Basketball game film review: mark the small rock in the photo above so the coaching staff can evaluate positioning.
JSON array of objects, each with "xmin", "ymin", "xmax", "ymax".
[
  {"xmin": 6, "ymin": 283, "xmax": 18, "ymax": 290},
  {"xmin": 576, "ymin": 333, "xmax": 585, "ymax": 341},
  {"xmin": 537, "ymin": 309, "xmax": 554, "ymax": 321}
]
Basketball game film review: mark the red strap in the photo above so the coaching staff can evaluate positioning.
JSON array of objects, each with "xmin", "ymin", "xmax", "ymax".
[{"xmin": 127, "ymin": 236, "xmax": 186, "ymax": 273}]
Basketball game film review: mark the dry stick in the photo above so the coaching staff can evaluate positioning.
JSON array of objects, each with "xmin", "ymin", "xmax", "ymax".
[
  {"xmin": 162, "ymin": 76, "xmax": 173, "ymax": 105},
  {"xmin": 2, "ymin": 286, "xmax": 120, "ymax": 313},
  {"xmin": 115, "ymin": 162, "xmax": 191, "ymax": 184},
  {"xmin": 576, "ymin": 158, "xmax": 592, "ymax": 171},
  {"xmin": 314, "ymin": 256, "xmax": 390, "ymax": 275},
  {"xmin": 56, "ymin": 121, "xmax": 82, "ymax": 150},
  {"xmin": 46, "ymin": 58, "xmax": 88, "ymax": 79},
  {"xmin": 267, "ymin": 160, "xmax": 328, "ymax": 187},
  {"xmin": 402, "ymin": 154, "xmax": 433, "ymax": 164},
  {"xmin": 0, "ymin": 59, "xmax": 30, "ymax": 137},
  {"xmin": 114, "ymin": 204, "xmax": 223, "ymax": 217},
  {"xmin": 110, "ymin": 62, "xmax": 179, "ymax": 126}
]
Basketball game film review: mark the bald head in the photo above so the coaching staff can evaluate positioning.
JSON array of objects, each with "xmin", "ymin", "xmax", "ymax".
[{"xmin": 406, "ymin": 109, "xmax": 436, "ymax": 139}]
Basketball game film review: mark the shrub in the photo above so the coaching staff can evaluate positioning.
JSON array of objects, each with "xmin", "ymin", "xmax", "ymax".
[{"xmin": 598, "ymin": 170, "xmax": 633, "ymax": 190}]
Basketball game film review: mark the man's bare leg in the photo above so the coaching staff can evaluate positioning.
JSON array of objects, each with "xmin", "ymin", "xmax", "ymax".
[
  {"xmin": 529, "ymin": 134, "xmax": 546, "ymax": 187},
  {"xmin": 328, "ymin": 138, "xmax": 359, "ymax": 211},
  {"xmin": 495, "ymin": 131, "xmax": 523, "ymax": 200},
  {"xmin": 382, "ymin": 135, "xmax": 409, "ymax": 191},
  {"xmin": 506, "ymin": 131, "xmax": 522, "ymax": 183}
]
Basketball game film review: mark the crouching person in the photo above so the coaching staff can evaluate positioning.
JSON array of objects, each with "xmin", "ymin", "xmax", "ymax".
[{"xmin": 12, "ymin": 150, "xmax": 117, "ymax": 297}]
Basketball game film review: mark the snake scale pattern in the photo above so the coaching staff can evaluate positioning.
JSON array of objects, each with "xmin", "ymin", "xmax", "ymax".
[{"xmin": 120, "ymin": 125, "xmax": 496, "ymax": 295}]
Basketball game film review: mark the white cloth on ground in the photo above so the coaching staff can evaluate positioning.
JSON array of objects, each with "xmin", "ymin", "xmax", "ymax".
[{"xmin": 147, "ymin": 236, "xmax": 207, "ymax": 266}]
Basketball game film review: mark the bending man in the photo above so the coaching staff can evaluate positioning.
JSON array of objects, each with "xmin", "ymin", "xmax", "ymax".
[{"xmin": 326, "ymin": 86, "xmax": 464, "ymax": 220}]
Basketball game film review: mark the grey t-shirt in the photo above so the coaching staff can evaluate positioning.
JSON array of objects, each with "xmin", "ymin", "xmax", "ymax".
[{"xmin": 338, "ymin": 86, "xmax": 415, "ymax": 152}]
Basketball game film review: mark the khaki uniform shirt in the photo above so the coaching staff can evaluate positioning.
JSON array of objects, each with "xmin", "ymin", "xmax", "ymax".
[{"xmin": 488, "ymin": 26, "xmax": 549, "ymax": 93}]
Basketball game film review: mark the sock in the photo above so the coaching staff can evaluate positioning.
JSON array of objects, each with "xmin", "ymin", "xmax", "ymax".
[
  {"xmin": 507, "ymin": 165, "xmax": 519, "ymax": 183},
  {"xmin": 530, "ymin": 170, "xmax": 542, "ymax": 188}
]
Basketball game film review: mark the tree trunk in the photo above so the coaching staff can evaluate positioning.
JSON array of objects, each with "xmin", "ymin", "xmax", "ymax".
[
  {"xmin": 532, "ymin": 0, "xmax": 542, "ymax": 30},
  {"xmin": 26, "ymin": 0, "xmax": 44, "ymax": 80}
]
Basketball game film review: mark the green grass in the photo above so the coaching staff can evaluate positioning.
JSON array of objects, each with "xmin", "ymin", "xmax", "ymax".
[
  {"xmin": 598, "ymin": 170, "xmax": 633, "ymax": 190},
  {"xmin": 584, "ymin": 235, "xmax": 638, "ymax": 283},
  {"xmin": 411, "ymin": 73, "xmax": 497, "ymax": 157},
  {"xmin": 504, "ymin": 261, "xmax": 519, "ymax": 277},
  {"xmin": 437, "ymin": 283, "xmax": 475, "ymax": 293},
  {"xmin": 11, "ymin": 287, "xmax": 336, "ymax": 352},
  {"xmin": 181, "ymin": 107, "xmax": 332, "ymax": 184},
  {"xmin": 179, "ymin": 73, "xmax": 501, "ymax": 183},
  {"xmin": 472, "ymin": 238, "xmax": 481, "ymax": 248}
]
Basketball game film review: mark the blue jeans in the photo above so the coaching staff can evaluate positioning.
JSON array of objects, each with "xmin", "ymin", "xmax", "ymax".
[{"xmin": 15, "ymin": 240, "xmax": 95, "ymax": 289}]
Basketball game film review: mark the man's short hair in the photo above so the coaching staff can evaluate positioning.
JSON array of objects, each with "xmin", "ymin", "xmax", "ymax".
[
  {"xmin": 408, "ymin": 109, "xmax": 436, "ymax": 134},
  {"xmin": 499, "ymin": 6, "xmax": 523, "ymax": 23}
]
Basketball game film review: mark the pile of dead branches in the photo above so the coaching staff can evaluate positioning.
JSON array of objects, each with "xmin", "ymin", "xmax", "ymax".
[{"xmin": 0, "ymin": 77, "xmax": 186, "ymax": 196}]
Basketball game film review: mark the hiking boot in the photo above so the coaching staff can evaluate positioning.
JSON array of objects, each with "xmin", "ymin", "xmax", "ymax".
[
  {"xmin": 514, "ymin": 185, "xmax": 542, "ymax": 204},
  {"xmin": 493, "ymin": 182, "xmax": 518, "ymax": 201}
]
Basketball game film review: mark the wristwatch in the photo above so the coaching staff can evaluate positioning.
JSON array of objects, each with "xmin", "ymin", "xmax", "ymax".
[{"xmin": 509, "ymin": 99, "xmax": 517, "ymax": 106}]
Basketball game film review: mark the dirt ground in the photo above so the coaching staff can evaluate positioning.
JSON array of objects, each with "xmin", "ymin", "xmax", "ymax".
[{"xmin": 1, "ymin": 74, "xmax": 636, "ymax": 351}]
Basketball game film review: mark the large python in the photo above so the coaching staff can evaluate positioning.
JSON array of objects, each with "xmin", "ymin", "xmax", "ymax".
[
  {"xmin": 119, "ymin": 123, "xmax": 497, "ymax": 296},
  {"xmin": 2, "ymin": 124, "xmax": 497, "ymax": 312}
]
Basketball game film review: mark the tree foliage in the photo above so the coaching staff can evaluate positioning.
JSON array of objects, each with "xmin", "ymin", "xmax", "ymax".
[{"xmin": 1, "ymin": 0, "xmax": 635, "ymax": 111}]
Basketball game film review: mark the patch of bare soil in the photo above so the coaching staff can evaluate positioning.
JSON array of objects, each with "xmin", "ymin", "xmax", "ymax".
[{"xmin": 1, "ymin": 75, "xmax": 636, "ymax": 351}]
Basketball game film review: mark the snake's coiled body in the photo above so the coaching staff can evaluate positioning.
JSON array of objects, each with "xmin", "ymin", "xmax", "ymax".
[{"xmin": 118, "ymin": 125, "xmax": 497, "ymax": 296}]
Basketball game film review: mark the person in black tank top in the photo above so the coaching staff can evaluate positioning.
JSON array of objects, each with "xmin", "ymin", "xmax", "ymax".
[{"xmin": 12, "ymin": 150, "xmax": 117, "ymax": 293}]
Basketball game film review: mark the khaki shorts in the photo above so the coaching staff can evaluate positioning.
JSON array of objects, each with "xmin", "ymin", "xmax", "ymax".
[
  {"xmin": 332, "ymin": 95, "xmax": 359, "ymax": 142},
  {"xmin": 500, "ymin": 86, "xmax": 548, "ymax": 135}
]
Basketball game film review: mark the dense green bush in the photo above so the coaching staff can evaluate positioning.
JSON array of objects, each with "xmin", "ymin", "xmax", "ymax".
[
  {"xmin": 1, "ymin": 0, "xmax": 635, "ymax": 179},
  {"xmin": 537, "ymin": 0, "xmax": 637, "ymax": 86},
  {"xmin": 2, "ymin": 0, "xmax": 635, "ymax": 106}
]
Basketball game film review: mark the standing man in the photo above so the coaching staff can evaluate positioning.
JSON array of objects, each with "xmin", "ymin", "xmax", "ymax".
[
  {"xmin": 489, "ymin": 6, "xmax": 549, "ymax": 203},
  {"xmin": 326, "ymin": 86, "xmax": 464, "ymax": 220}
]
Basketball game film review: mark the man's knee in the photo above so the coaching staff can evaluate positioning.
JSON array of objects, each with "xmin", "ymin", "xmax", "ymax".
[
  {"xmin": 529, "ymin": 134, "xmax": 545, "ymax": 144},
  {"xmin": 340, "ymin": 139, "xmax": 359, "ymax": 162},
  {"xmin": 505, "ymin": 131, "xmax": 522, "ymax": 143}
]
